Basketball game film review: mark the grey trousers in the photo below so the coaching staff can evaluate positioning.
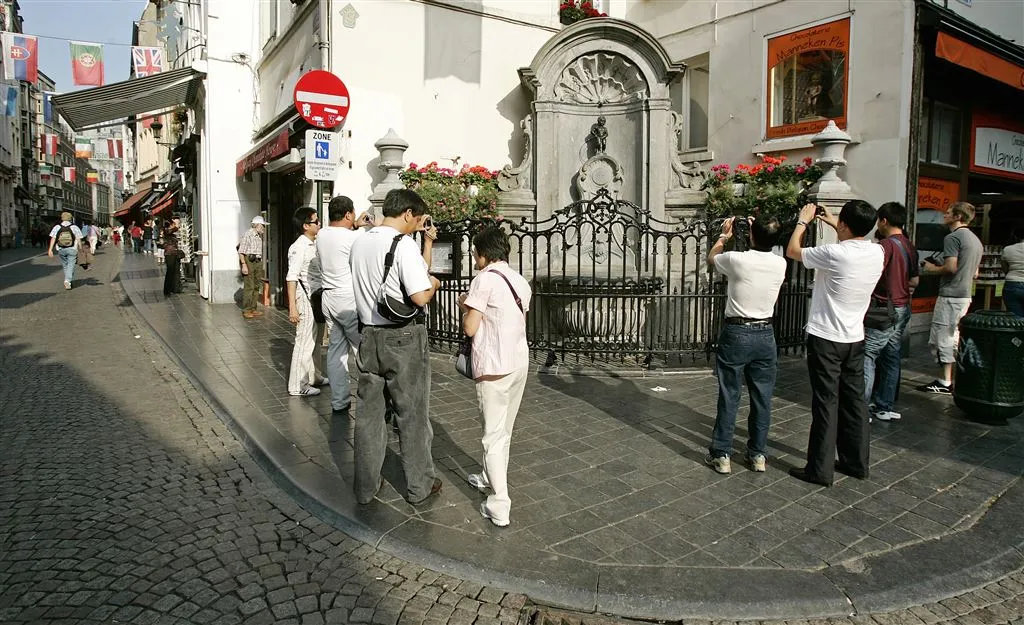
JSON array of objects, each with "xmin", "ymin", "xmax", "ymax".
[{"xmin": 354, "ymin": 324, "xmax": 437, "ymax": 503}]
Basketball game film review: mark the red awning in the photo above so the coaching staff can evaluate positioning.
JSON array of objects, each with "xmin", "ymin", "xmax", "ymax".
[
  {"xmin": 150, "ymin": 191, "xmax": 180, "ymax": 216},
  {"xmin": 113, "ymin": 188, "xmax": 151, "ymax": 217},
  {"xmin": 936, "ymin": 32, "xmax": 1024, "ymax": 92},
  {"xmin": 236, "ymin": 128, "xmax": 290, "ymax": 177}
]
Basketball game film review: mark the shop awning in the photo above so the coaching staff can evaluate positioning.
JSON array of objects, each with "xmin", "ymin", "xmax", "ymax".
[
  {"xmin": 51, "ymin": 66, "xmax": 206, "ymax": 131},
  {"xmin": 113, "ymin": 188, "xmax": 151, "ymax": 218},
  {"xmin": 150, "ymin": 191, "xmax": 180, "ymax": 216},
  {"xmin": 936, "ymin": 32, "xmax": 1024, "ymax": 92}
]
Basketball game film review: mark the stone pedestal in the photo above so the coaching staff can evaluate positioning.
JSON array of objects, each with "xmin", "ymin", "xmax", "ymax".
[
  {"xmin": 808, "ymin": 120, "xmax": 855, "ymax": 245},
  {"xmin": 368, "ymin": 128, "xmax": 409, "ymax": 212}
]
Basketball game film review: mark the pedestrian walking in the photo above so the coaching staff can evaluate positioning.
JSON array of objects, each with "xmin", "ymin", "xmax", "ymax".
[
  {"xmin": 78, "ymin": 227, "xmax": 94, "ymax": 270},
  {"xmin": 863, "ymin": 203, "xmax": 919, "ymax": 422},
  {"xmin": 286, "ymin": 207, "xmax": 328, "ymax": 397},
  {"xmin": 918, "ymin": 202, "xmax": 983, "ymax": 394},
  {"xmin": 457, "ymin": 226, "xmax": 532, "ymax": 527},
  {"xmin": 111, "ymin": 228, "xmax": 121, "ymax": 248},
  {"xmin": 163, "ymin": 217, "xmax": 183, "ymax": 296},
  {"xmin": 1002, "ymin": 227, "xmax": 1024, "ymax": 317},
  {"xmin": 47, "ymin": 211, "xmax": 83, "ymax": 290},
  {"xmin": 349, "ymin": 188, "xmax": 442, "ymax": 506},
  {"xmin": 142, "ymin": 219, "xmax": 155, "ymax": 255},
  {"xmin": 238, "ymin": 216, "xmax": 267, "ymax": 319},
  {"xmin": 131, "ymin": 223, "xmax": 143, "ymax": 254},
  {"xmin": 317, "ymin": 196, "xmax": 374, "ymax": 414},
  {"xmin": 87, "ymin": 221, "xmax": 99, "ymax": 254},
  {"xmin": 786, "ymin": 200, "xmax": 883, "ymax": 486},
  {"xmin": 704, "ymin": 216, "xmax": 786, "ymax": 475}
]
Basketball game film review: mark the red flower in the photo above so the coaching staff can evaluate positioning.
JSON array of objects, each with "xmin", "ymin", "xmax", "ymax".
[{"xmin": 803, "ymin": 156, "xmax": 813, "ymax": 166}]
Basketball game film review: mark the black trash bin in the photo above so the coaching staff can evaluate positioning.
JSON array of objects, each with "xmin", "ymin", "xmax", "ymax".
[{"xmin": 953, "ymin": 311, "xmax": 1024, "ymax": 421}]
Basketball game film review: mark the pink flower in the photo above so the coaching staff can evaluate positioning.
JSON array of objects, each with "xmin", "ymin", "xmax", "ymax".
[
  {"xmin": 767, "ymin": 166, "xmax": 775, "ymax": 172},
  {"xmin": 796, "ymin": 166, "xmax": 806, "ymax": 174}
]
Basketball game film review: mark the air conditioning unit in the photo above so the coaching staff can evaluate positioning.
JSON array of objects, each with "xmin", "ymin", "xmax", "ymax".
[{"xmin": 263, "ymin": 148, "xmax": 302, "ymax": 173}]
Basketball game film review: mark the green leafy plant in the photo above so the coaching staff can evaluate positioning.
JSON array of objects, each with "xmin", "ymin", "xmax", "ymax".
[
  {"xmin": 399, "ymin": 162, "xmax": 501, "ymax": 224},
  {"xmin": 701, "ymin": 155, "xmax": 823, "ymax": 222}
]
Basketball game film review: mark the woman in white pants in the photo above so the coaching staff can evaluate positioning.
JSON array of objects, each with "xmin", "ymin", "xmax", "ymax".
[
  {"xmin": 286, "ymin": 207, "xmax": 327, "ymax": 397},
  {"xmin": 458, "ymin": 226, "xmax": 532, "ymax": 527}
]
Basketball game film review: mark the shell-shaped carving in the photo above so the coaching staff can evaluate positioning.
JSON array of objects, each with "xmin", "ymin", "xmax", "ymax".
[{"xmin": 554, "ymin": 53, "xmax": 649, "ymax": 105}]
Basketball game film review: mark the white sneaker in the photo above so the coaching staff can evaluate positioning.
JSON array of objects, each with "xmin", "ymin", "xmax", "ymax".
[
  {"xmin": 479, "ymin": 502, "xmax": 509, "ymax": 527},
  {"xmin": 705, "ymin": 454, "xmax": 731, "ymax": 474},
  {"xmin": 467, "ymin": 473, "xmax": 491, "ymax": 491},
  {"xmin": 290, "ymin": 386, "xmax": 321, "ymax": 397},
  {"xmin": 746, "ymin": 454, "xmax": 767, "ymax": 472},
  {"xmin": 63, "ymin": 281, "xmax": 71, "ymax": 290},
  {"xmin": 874, "ymin": 410, "xmax": 902, "ymax": 421},
  {"xmin": 316, "ymin": 376, "xmax": 330, "ymax": 387}
]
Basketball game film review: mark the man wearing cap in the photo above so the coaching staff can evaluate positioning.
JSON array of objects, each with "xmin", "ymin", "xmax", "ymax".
[{"xmin": 238, "ymin": 216, "xmax": 267, "ymax": 319}]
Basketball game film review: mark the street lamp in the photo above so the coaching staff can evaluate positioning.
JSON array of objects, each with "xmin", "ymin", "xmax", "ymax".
[{"xmin": 150, "ymin": 120, "xmax": 164, "ymax": 139}]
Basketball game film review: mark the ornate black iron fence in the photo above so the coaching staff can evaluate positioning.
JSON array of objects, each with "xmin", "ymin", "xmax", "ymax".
[{"xmin": 426, "ymin": 189, "xmax": 813, "ymax": 368}]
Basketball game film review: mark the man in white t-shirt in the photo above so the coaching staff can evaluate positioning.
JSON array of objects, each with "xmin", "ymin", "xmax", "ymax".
[
  {"xmin": 317, "ymin": 196, "xmax": 374, "ymax": 415},
  {"xmin": 786, "ymin": 200, "xmax": 884, "ymax": 487},
  {"xmin": 349, "ymin": 189, "xmax": 442, "ymax": 506},
  {"xmin": 705, "ymin": 216, "xmax": 787, "ymax": 475}
]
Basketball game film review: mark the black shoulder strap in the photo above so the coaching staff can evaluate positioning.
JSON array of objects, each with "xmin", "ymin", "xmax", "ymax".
[
  {"xmin": 381, "ymin": 233, "xmax": 404, "ymax": 285},
  {"xmin": 486, "ymin": 269, "xmax": 524, "ymax": 314},
  {"xmin": 891, "ymin": 236, "xmax": 912, "ymax": 278}
]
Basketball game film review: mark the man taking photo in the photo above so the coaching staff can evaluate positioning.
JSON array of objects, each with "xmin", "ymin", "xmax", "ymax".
[
  {"xmin": 705, "ymin": 216, "xmax": 787, "ymax": 475},
  {"xmin": 786, "ymin": 200, "xmax": 883, "ymax": 486}
]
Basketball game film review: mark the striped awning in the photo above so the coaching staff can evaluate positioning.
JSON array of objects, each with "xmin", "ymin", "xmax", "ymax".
[
  {"xmin": 150, "ymin": 190, "xmax": 180, "ymax": 216},
  {"xmin": 52, "ymin": 67, "xmax": 205, "ymax": 131},
  {"xmin": 112, "ymin": 188, "xmax": 152, "ymax": 218}
]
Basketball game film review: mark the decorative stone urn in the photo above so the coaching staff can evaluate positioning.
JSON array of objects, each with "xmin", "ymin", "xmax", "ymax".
[{"xmin": 368, "ymin": 128, "xmax": 409, "ymax": 211}]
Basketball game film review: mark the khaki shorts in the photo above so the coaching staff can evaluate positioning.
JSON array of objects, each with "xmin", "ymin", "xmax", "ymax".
[{"xmin": 928, "ymin": 296, "xmax": 971, "ymax": 364}]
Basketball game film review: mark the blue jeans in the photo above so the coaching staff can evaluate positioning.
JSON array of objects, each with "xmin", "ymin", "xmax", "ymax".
[
  {"xmin": 57, "ymin": 246, "xmax": 77, "ymax": 284},
  {"xmin": 709, "ymin": 323, "xmax": 777, "ymax": 458},
  {"xmin": 1005, "ymin": 282, "xmax": 1024, "ymax": 317},
  {"xmin": 866, "ymin": 305, "xmax": 911, "ymax": 412}
]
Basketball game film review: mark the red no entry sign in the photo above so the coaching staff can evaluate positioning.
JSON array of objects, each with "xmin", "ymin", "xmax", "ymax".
[{"xmin": 293, "ymin": 70, "xmax": 350, "ymax": 129}]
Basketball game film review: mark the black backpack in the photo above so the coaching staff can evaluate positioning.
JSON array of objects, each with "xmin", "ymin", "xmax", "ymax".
[{"xmin": 55, "ymin": 225, "xmax": 76, "ymax": 248}]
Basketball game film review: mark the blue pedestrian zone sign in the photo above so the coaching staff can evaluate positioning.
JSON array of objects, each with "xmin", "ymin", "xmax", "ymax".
[{"xmin": 305, "ymin": 129, "xmax": 341, "ymax": 181}]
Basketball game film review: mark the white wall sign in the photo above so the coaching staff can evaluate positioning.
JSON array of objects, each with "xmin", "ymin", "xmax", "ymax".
[
  {"xmin": 974, "ymin": 126, "xmax": 1024, "ymax": 179},
  {"xmin": 305, "ymin": 129, "xmax": 341, "ymax": 181}
]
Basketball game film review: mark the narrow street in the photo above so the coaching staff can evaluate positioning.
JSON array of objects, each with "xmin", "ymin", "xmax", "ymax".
[{"xmin": 1, "ymin": 249, "xmax": 1022, "ymax": 625}]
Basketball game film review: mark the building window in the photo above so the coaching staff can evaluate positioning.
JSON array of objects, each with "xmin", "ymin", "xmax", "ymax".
[
  {"xmin": 919, "ymin": 99, "xmax": 962, "ymax": 168},
  {"xmin": 765, "ymin": 17, "xmax": 850, "ymax": 139},
  {"xmin": 670, "ymin": 53, "xmax": 710, "ymax": 152},
  {"xmin": 261, "ymin": 0, "xmax": 278, "ymax": 45}
]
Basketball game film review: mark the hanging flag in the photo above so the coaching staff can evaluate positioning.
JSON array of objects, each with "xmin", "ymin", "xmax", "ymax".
[
  {"xmin": 40, "ymin": 164, "xmax": 52, "ymax": 180},
  {"xmin": 75, "ymin": 137, "xmax": 93, "ymax": 158},
  {"xmin": 3, "ymin": 85, "xmax": 16, "ymax": 116},
  {"xmin": 131, "ymin": 46, "xmax": 163, "ymax": 78},
  {"xmin": 63, "ymin": 166, "xmax": 76, "ymax": 182},
  {"xmin": 86, "ymin": 171, "xmax": 99, "ymax": 184},
  {"xmin": 2, "ymin": 33, "xmax": 38, "ymax": 83},
  {"xmin": 42, "ymin": 91, "xmax": 53, "ymax": 123},
  {"xmin": 105, "ymin": 138, "xmax": 123, "ymax": 159},
  {"xmin": 115, "ymin": 169, "xmax": 123, "ymax": 186},
  {"xmin": 41, "ymin": 133, "xmax": 58, "ymax": 156},
  {"xmin": 70, "ymin": 41, "xmax": 104, "ymax": 86}
]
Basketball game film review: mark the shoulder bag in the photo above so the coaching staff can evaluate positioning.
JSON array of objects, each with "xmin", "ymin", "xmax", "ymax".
[
  {"xmin": 456, "ymin": 269, "xmax": 524, "ymax": 380},
  {"xmin": 298, "ymin": 281, "xmax": 327, "ymax": 324},
  {"xmin": 864, "ymin": 238, "xmax": 912, "ymax": 330},
  {"xmin": 377, "ymin": 234, "xmax": 423, "ymax": 324}
]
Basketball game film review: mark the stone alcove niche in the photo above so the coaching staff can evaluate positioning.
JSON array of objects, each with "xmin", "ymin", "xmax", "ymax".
[{"xmin": 497, "ymin": 18, "xmax": 691, "ymax": 222}]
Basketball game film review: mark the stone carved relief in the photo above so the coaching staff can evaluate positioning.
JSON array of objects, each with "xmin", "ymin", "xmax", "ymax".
[
  {"xmin": 497, "ymin": 115, "xmax": 533, "ymax": 193},
  {"xmin": 554, "ymin": 53, "xmax": 649, "ymax": 105},
  {"xmin": 668, "ymin": 111, "xmax": 705, "ymax": 190},
  {"xmin": 576, "ymin": 154, "xmax": 624, "ymax": 200}
]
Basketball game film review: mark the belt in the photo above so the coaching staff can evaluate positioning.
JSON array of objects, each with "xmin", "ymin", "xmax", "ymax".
[
  {"xmin": 725, "ymin": 316, "xmax": 772, "ymax": 325},
  {"xmin": 246, "ymin": 254, "xmax": 262, "ymax": 262},
  {"xmin": 359, "ymin": 317, "xmax": 425, "ymax": 332}
]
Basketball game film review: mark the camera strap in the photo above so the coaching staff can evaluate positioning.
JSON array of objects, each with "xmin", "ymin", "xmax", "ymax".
[{"xmin": 379, "ymin": 233, "xmax": 413, "ymax": 304}]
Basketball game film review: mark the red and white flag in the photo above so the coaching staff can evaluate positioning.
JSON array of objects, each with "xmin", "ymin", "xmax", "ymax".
[
  {"xmin": 41, "ymin": 133, "xmax": 59, "ymax": 156},
  {"xmin": 106, "ymin": 138, "xmax": 123, "ymax": 159},
  {"xmin": 63, "ymin": 167, "xmax": 76, "ymax": 182},
  {"xmin": 131, "ymin": 46, "xmax": 163, "ymax": 78}
]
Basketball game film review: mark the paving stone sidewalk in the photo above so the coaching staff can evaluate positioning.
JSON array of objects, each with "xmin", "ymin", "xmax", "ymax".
[
  {"xmin": 2, "ymin": 222, "xmax": 1023, "ymax": 624},
  {"xmin": 114, "ymin": 252, "xmax": 1024, "ymax": 619}
]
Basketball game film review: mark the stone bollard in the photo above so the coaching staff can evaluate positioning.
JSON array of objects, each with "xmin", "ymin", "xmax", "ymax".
[{"xmin": 368, "ymin": 128, "xmax": 409, "ymax": 213}]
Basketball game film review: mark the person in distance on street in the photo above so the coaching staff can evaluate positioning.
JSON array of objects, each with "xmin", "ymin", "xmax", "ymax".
[
  {"xmin": 238, "ymin": 216, "xmax": 268, "ymax": 319},
  {"xmin": 786, "ymin": 200, "xmax": 883, "ymax": 487},
  {"xmin": 704, "ymin": 215, "xmax": 786, "ymax": 475},
  {"xmin": 48, "ymin": 211, "xmax": 83, "ymax": 290}
]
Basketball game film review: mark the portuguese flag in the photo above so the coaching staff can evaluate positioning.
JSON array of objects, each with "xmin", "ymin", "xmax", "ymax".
[{"xmin": 70, "ymin": 41, "xmax": 104, "ymax": 86}]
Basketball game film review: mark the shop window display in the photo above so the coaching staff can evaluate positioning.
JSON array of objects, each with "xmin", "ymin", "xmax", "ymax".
[{"xmin": 766, "ymin": 17, "xmax": 850, "ymax": 139}]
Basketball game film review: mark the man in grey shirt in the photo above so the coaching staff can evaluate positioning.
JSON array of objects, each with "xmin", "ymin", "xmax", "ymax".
[{"xmin": 919, "ymin": 201, "xmax": 982, "ymax": 394}]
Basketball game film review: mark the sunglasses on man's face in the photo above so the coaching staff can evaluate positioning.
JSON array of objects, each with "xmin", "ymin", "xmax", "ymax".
[{"xmin": 305, "ymin": 219, "xmax": 319, "ymax": 225}]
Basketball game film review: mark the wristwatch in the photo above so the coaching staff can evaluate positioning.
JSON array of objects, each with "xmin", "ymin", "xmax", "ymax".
[{"xmin": 796, "ymin": 220, "xmax": 808, "ymax": 227}]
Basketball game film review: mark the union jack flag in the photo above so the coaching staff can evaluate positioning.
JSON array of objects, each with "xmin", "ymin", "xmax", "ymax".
[{"xmin": 132, "ymin": 46, "xmax": 163, "ymax": 78}]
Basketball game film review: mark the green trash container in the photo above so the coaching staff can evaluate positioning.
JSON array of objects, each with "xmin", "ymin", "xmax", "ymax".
[{"xmin": 953, "ymin": 311, "xmax": 1024, "ymax": 421}]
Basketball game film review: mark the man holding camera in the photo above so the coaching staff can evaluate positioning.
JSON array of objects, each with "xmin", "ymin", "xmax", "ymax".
[
  {"xmin": 786, "ymin": 201, "xmax": 883, "ymax": 486},
  {"xmin": 349, "ymin": 189, "xmax": 442, "ymax": 506},
  {"xmin": 705, "ymin": 216, "xmax": 786, "ymax": 474},
  {"xmin": 918, "ymin": 201, "xmax": 982, "ymax": 394}
]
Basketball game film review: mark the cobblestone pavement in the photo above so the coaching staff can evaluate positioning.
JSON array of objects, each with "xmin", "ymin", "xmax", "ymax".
[{"xmin": 1, "ymin": 249, "xmax": 1022, "ymax": 625}]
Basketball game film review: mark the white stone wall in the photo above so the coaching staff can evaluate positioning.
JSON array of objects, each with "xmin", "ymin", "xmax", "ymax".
[
  {"xmin": 328, "ymin": 0, "xmax": 557, "ymax": 205},
  {"xmin": 621, "ymin": 0, "xmax": 917, "ymax": 210},
  {"xmin": 198, "ymin": 0, "xmax": 262, "ymax": 304}
]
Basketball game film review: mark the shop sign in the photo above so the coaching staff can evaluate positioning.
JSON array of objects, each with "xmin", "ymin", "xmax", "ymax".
[
  {"xmin": 916, "ymin": 177, "xmax": 960, "ymax": 212},
  {"xmin": 970, "ymin": 112, "xmax": 1024, "ymax": 182},
  {"xmin": 235, "ymin": 129, "xmax": 290, "ymax": 178},
  {"xmin": 304, "ymin": 129, "xmax": 340, "ymax": 181}
]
